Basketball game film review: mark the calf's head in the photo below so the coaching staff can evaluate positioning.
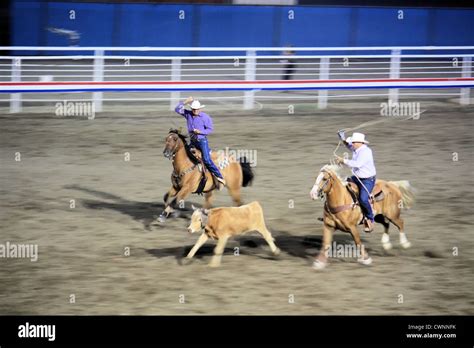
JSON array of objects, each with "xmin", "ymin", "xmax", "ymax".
[{"xmin": 188, "ymin": 205, "xmax": 210, "ymax": 234}]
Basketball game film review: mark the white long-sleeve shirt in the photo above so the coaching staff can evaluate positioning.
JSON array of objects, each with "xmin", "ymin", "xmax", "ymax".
[{"xmin": 343, "ymin": 144, "xmax": 376, "ymax": 178}]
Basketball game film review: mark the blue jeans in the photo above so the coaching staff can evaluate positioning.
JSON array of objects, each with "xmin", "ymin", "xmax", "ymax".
[
  {"xmin": 191, "ymin": 138, "xmax": 223, "ymax": 179},
  {"xmin": 352, "ymin": 175, "xmax": 376, "ymax": 222}
]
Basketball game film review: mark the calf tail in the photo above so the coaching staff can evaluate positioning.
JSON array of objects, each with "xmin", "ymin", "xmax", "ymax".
[{"xmin": 239, "ymin": 157, "xmax": 255, "ymax": 187}]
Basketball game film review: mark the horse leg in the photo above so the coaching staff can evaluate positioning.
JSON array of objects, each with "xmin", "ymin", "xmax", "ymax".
[
  {"xmin": 209, "ymin": 235, "xmax": 230, "ymax": 268},
  {"xmin": 228, "ymin": 186, "xmax": 242, "ymax": 206},
  {"xmin": 376, "ymin": 215, "xmax": 392, "ymax": 251},
  {"xmin": 204, "ymin": 191, "xmax": 214, "ymax": 209},
  {"xmin": 163, "ymin": 186, "xmax": 177, "ymax": 203},
  {"xmin": 313, "ymin": 223, "xmax": 334, "ymax": 270},
  {"xmin": 222, "ymin": 163, "xmax": 244, "ymax": 206},
  {"xmin": 389, "ymin": 216, "xmax": 411, "ymax": 249},
  {"xmin": 158, "ymin": 188, "xmax": 178, "ymax": 222},
  {"xmin": 159, "ymin": 186, "xmax": 192, "ymax": 222},
  {"xmin": 349, "ymin": 225, "xmax": 372, "ymax": 266}
]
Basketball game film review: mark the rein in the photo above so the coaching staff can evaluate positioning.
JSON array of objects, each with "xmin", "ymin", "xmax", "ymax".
[{"xmin": 165, "ymin": 133, "xmax": 180, "ymax": 160}]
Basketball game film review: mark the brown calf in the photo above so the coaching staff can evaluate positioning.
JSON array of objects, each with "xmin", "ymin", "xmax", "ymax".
[{"xmin": 186, "ymin": 201, "xmax": 280, "ymax": 267}]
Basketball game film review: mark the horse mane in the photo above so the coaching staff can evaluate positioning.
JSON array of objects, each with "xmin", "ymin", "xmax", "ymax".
[
  {"xmin": 168, "ymin": 129, "xmax": 200, "ymax": 164},
  {"xmin": 169, "ymin": 128, "xmax": 187, "ymax": 142},
  {"xmin": 322, "ymin": 164, "xmax": 344, "ymax": 183}
]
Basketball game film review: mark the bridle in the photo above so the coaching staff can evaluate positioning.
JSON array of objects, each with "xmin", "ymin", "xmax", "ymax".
[
  {"xmin": 166, "ymin": 133, "xmax": 200, "ymax": 190},
  {"xmin": 319, "ymin": 169, "xmax": 356, "ymax": 215},
  {"xmin": 164, "ymin": 133, "xmax": 180, "ymax": 160},
  {"xmin": 317, "ymin": 169, "xmax": 334, "ymax": 199}
]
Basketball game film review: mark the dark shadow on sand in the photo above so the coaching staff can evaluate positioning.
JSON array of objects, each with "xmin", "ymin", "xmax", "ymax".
[
  {"xmin": 145, "ymin": 231, "xmax": 358, "ymax": 265},
  {"xmin": 64, "ymin": 184, "xmax": 196, "ymax": 230}
]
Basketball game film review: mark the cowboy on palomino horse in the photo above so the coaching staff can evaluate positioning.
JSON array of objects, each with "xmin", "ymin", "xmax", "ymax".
[
  {"xmin": 175, "ymin": 96, "xmax": 226, "ymax": 189},
  {"xmin": 310, "ymin": 131, "xmax": 415, "ymax": 269},
  {"xmin": 158, "ymin": 98, "xmax": 254, "ymax": 223},
  {"xmin": 335, "ymin": 131, "xmax": 376, "ymax": 233}
]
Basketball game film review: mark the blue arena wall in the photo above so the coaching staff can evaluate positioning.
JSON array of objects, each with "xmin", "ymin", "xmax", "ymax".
[{"xmin": 10, "ymin": 1, "xmax": 474, "ymax": 55}]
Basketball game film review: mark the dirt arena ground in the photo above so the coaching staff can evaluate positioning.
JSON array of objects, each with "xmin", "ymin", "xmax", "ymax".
[{"xmin": 1, "ymin": 99, "xmax": 473, "ymax": 315}]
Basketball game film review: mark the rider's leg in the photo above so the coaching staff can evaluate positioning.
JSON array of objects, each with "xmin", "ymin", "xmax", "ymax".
[
  {"xmin": 358, "ymin": 177, "xmax": 376, "ymax": 232},
  {"xmin": 196, "ymin": 138, "xmax": 225, "ymax": 184},
  {"xmin": 352, "ymin": 175, "xmax": 367, "ymax": 215}
]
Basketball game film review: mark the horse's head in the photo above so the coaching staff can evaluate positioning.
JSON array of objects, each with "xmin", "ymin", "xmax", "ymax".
[
  {"xmin": 163, "ymin": 129, "xmax": 185, "ymax": 159},
  {"xmin": 310, "ymin": 165, "xmax": 341, "ymax": 200}
]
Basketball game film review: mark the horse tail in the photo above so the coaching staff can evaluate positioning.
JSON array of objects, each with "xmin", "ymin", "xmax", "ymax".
[
  {"xmin": 389, "ymin": 180, "xmax": 415, "ymax": 209},
  {"xmin": 239, "ymin": 157, "xmax": 254, "ymax": 187}
]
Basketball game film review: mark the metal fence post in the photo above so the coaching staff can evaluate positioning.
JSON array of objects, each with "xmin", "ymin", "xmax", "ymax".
[
  {"xmin": 244, "ymin": 50, "xmax": 256, "ymax": 110},
  {"xmin": 389, "ymin": 49, "xmax": 401, "ymax": 104},
  {"xmin": 10, "ymin": 57, "xmax": 21, "ymax": 113},
  {"xmin": 93, "ymin": 49, "xmax": 104, "ymax": 112},
  {"xmin": 318, "ymin": 57, "xmax": 330, "ymax": 109},
  {"xmin": 460, "ymin": 56, "xmax": 472, "ymax": 105},
  {"xmin": 170, "ymin": 58, "xmax": 181, "ymax": 111}
]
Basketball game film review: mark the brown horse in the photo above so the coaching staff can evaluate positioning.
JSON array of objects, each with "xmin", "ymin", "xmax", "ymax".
[
  {"xmin": 310, "ymin": 164, "xmax": 415, "ymax": 269},
  {"xmin": 158, "ymin": 129, "xmax": 254, "ymax": 222}
]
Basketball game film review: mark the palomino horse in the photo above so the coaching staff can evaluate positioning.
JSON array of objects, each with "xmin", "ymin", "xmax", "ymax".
[
  {"xmin": 310, "ymin": 164, "xmax": 415, "ymax": 269},
  {"xmin": 159, "ymin": 129, "xmax": 254, "ymax": 222}
]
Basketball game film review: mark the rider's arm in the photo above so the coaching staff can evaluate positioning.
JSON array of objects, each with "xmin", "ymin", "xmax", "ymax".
[
  {"xmin": 343, "ymin": 140, "xmax": 354, "ymax": 151},
  {"xmin": 175, "ymin": 102, "xmax": 184, "ymax": 115},
  {"xmin": 338, "ymin": 130, "xmax": 354, "ymax": 150},
  {"xmin": 174, "ymin": 102, "xmax": 187, "ymax": 117},
  {"xmin": 175, "ymin": 96, "xmax": 193, "ymax": 117},
  {"xmin": 199, "ymin": 114, "xmax": 214, "ymax": 136},
  {"xmin": 344, "ymin": 157, "xmax": 361, "ymax": 169},
  {"xmin": 344, "ymin": 148, "xmax": 369, "ymax": 169}
]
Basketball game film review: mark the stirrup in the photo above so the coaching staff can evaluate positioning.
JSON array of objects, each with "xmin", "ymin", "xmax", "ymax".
[
  {"xmin": 363, "ymin": 218, "xmax": 374, "ymax": 233},
  {"xmin": 216, "ymin": 177, "xmax": 226, "ymax": 190}
]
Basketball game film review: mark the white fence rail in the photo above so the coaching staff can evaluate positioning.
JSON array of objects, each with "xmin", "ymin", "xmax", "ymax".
[{"xmin": 0, "ymin": 46, "xmax": 473, "ymax": 112}]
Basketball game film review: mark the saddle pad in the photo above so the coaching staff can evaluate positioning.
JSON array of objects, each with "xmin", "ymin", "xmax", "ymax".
[{"xmin": 217, "ymin": 153, "xmax": 233, "ymax": 170}]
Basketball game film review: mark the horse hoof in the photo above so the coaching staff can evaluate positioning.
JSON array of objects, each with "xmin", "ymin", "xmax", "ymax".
[
  {"xmin": 382, "ymin": 242, "xmax": 393, "ymax": 251},
  {"xmin": 170, "ymin": 211, "xmax": 181, "ymax": 218},
  {"xmin": 401, "ymin": 241, "xmax": 412, "ymax": 249},
  {"xmin": 208, "ymin": 262, "xmax": 220, "ymax": 268},
  {"xmin": 312, "ymin": 259, "xmax": 327, "ymax": 270},
  {"xmin": 358, "ymin": 256, "xmax": 373, "ymax": 266},
  {"xmin": 273, "ymin": 247, "xmax": 281, "ymax": 256},
  {"xmin": 157, "ymin": 214, "xmax": 167, "ymax": 223}
]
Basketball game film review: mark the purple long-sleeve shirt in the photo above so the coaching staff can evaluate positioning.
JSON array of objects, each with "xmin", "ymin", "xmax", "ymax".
[{"xmin": 175, "ymin": 102, "xmax": 214, "ymax": 141}]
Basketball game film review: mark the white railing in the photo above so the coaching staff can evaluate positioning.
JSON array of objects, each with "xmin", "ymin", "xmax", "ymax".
[{"xmin": 1, "ymin": 46, "xmax": 473, "ymax": 113}]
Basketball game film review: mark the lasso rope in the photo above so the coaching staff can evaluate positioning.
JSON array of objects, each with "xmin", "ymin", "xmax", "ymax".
[
  {"xmin": 331, "ymin": 110, "xmax": 426, "ymax": 196},
  {"xmin": 332, "ymin": 110, "xmax": 425, "ymax": 160}
]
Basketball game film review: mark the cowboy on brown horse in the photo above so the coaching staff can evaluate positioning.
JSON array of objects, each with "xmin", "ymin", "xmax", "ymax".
[
  {"xmin": 175, "ymin": 96, "xmax": 226, "ymax": 189},
  {"xmin": 159, "ymin": 127, "xmax": 254, "ymax": 223},
  {"xmin": 335, "ymin": 131, "xmax": 376, "ymax": 233}
]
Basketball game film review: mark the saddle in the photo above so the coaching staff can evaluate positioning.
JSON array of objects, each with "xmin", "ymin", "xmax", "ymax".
[
  {"xmin": 346, "ymin": 180, "xmax": 385, "ymax": 205},
  {"xmin": 343, "ymin": 179, "xmax": 381, "ymax": 217},
  {"xmin": 344, "ymin": 180, "xmax": 384, "ymax": 228},
  {"xmin": 188, "ymin": 145, "xmax": 221, "ymax": 194}
]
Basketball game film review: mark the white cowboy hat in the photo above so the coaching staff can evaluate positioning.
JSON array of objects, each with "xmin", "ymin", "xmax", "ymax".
[
  {"xmin": 190, "ymin": 100, "xmax": 205, "ymax": 109},
  {"xmin": 346, "ymin": 132, "xmax": 369, "ymax": 144}
]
